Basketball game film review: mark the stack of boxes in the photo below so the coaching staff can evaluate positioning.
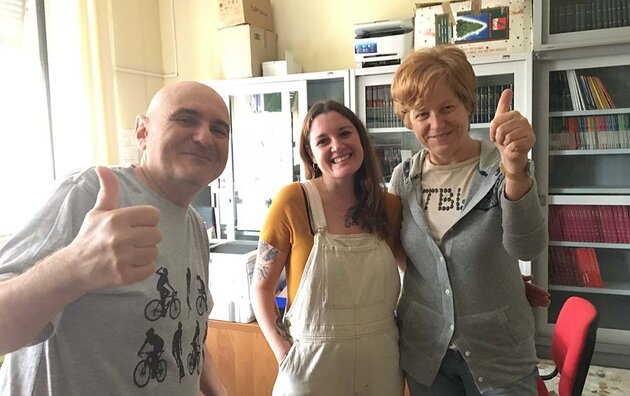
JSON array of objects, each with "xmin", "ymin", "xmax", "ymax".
[{"xmin": 217, "ymin": 0, "xmax": 277, "ymax": 79}]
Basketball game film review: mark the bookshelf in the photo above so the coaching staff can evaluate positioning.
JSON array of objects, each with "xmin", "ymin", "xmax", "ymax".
[
  {"xmin": 533, "ymin": 44, "xmax": 630, "ymax": 368},
  {"xmin": 534, "ymin": 0, "xmax": 630, "ymax": 50},
  {"xmin": 352, "ymin": 53, "xmax": 532, "ymax": 183}
]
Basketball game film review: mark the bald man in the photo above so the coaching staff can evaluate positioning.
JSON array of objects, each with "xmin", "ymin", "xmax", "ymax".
[{"xmin": 0, "ymin": 81, "xmax": 229, "ymax": 396}]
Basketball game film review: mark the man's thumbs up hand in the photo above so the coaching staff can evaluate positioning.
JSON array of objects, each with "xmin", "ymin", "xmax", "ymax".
[
  {"xmin": 70, "ymin": 167, "xmax": 162, "ymax": 291},
  {"xmin": 94, "ymin": 166, "xmax": 119, "ymax": 211}
]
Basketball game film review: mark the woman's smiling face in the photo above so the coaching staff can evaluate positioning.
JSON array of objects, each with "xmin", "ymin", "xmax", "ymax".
[{"xmin": 308, "ymin": 111, "xmax": 364, "ymax": 181}]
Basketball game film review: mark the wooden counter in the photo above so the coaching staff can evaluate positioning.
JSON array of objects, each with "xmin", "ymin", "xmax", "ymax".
[{"xmin": 206, "ymin": 320, "xmax": 277, "ymax": 396}]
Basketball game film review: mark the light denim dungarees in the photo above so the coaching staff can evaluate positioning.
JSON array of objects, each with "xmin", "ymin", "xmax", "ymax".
[{"xmin": 272, "ymin": 180, "xmax": 403, "ymax": 396}]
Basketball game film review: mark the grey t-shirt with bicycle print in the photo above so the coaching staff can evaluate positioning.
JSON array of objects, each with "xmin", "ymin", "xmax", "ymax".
[{"xmin": 0, "ymin": 166, "xmax": 213, "ymax": 396}]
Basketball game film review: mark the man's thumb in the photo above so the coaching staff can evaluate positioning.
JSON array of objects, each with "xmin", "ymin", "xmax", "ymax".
[
  {"xmin": 94, "ymin": 166, "xmax": 119, "ymax": 211},
  {"xmin": 495, "ymin": 88, "xmax": 512, "ymax": 116}
]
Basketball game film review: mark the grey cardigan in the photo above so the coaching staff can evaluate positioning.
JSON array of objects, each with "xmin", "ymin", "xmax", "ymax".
[{"xmin": 390, "ymin": 139, "xmax": 547, "ymax": 393}]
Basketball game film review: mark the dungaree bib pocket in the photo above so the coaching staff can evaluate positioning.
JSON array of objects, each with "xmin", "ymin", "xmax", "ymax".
[{"xmin": 322, "ymin": 243, "xmax": 386, "ymax": 308}]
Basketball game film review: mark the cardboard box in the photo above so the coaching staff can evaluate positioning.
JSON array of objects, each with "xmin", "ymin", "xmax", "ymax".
[
  {"xmin": 414, "ymin": 0, "xmax": 532, "ymax": 58},
  {"xmin": 262, "ymin": 51, "xmax": 302, "ymax": 76},
  {"xmin": 220, "ymin": 24, "xmax": 278, "ymax": 79},
  {"xmin": 217, "ymin": 0, "xmax": 274, "ymax": 32}
]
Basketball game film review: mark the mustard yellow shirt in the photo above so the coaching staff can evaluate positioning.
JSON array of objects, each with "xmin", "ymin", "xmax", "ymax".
[{"xmin": 260, "ymin": 182, "xmax": 402, "ymax": 307}]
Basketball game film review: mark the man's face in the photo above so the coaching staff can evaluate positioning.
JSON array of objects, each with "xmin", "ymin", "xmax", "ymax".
[{"xmin": 137, "ymin": 82, "xmax": 230, "ymax": 198}]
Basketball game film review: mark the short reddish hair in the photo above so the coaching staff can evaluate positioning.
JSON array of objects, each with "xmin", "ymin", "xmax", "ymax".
[{"xmin": 391, "ymin": 46, "xmax": 476, "ymax": 128}]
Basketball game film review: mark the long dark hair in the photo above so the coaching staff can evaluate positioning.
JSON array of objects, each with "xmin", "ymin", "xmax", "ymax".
[{"xmin": 299, "ymin": 100, "xmax": 389, "ymax": 239}]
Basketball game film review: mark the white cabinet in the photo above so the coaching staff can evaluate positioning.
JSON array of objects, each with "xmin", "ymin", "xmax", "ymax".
[
  {"xmin": 205, "ymin": 71, "xmax": 350, "ymax": 240},
  {"xmin": 534, "ymin": 0, "xmax": 630, "ymax": 50},
  {"xmin": 532, "ymin": 44, "xmax": 630, "ymax": 368},
  {"xmin": 351, "ymin": 53, "xmax": 533, "ymax": 182}
]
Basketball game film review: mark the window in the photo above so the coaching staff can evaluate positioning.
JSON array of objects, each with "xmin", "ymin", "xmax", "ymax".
[{"xmin": 0, "ymin": 0, "xmax": 55, "ymax": 236}]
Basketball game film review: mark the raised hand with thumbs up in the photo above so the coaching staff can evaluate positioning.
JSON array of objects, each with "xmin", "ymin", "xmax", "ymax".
[
  {"xmin": 489, "ymin": 88, "xmax": 535, "ymax": 200},
  {"xmin": 70, "ymin": 166, "xmax": 162, "ymax": 290}
]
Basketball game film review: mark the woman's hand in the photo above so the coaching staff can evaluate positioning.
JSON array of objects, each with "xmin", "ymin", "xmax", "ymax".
[
  {"xmin": 490, "ymin": 89, "xmax": 535, "ymax": 175},
  {"xmin": 274, "ymin": 339, "xmax": 293, "ymax": 364},
  {"xmin": 522, "ymin": 275, "xmax": 551, "ymax": 308}
]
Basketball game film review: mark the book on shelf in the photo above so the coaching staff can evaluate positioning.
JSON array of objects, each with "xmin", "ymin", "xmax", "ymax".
[
  {"xmin": 549, "ymin": 205, "xmax": 630, "ymax": 244},
  {"xmin": 548, "ymin": 246, "xmax": 604, "ymax": 288},
  {"xmin": 566, "ymin": 70, "xmax": 585, "ymax": 111},
  {"xmin": 585, "ymin": 2, "xmax": 593, "ymax": 30},
  {"xmin": 613, "ymin": 205, "xmax": 630, "ymax": 243},
  {"xmin": 366, "ymin": 87, "xmax": 374, "ymax": 126},
  {"xmin": 575, "ymin": 248, "xmax": 604, "ymax": 287},
  {"xmin": 602, "ymin": 205, "xmax": 620, "ymax": 244},
  {"xmin": 559, "ymin": 70, "xmax": 617, "ymax": 112},
  {"xmin": 549, "ymin": 113, "xmax": 630, "ymax": 150},
  {"xmin": 594, "ymin": 76, "xmax": 616, "ymax": 108},
  {"xmin": 578, "ymin": 75, "xmax": 596, "ymax": 110},
  {"xmin": 365, "ymin": 85, "xmax": 403, "ymax": 129},
  {"xmin": 473, "ymin": 84, "xmax": 513, "ymax": 124},
  {"xmin": 567, "ymin": 3, "xmax": 576, "ymax": 33}
]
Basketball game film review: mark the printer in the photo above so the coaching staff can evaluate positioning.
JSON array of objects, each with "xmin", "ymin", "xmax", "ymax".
[
  {"xmin": 353, "ymin": 19, "xmax": 414, "ymax": 68},
  {"xmin": 207, "ymin": 240, "xmax": 257, "ymax": 323}
]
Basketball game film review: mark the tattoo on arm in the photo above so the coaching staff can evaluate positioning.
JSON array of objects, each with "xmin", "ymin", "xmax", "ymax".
[
  {"xmin": 261, "ymin": 241, "xmax": 279, "ymax": 262},
  {"xmin": 254, "ymin": 241, "xmax": 279, "ymax": 280},
  {"xmin": 255, "ymin": 240, "xmax": 291, "ymax": 341},
  {"xmin": 253, "ymin": 264, "xmax": 269, "ymax": 280}
]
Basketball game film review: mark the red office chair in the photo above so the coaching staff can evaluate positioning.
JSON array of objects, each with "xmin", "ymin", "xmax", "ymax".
[{"xmin": 537, "ymin": 296, "xmax": 599, "ymax": 396}]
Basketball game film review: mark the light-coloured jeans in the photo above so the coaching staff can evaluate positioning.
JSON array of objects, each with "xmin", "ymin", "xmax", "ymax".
[{"xmin": 406, "ymin": 349, "xmax": 538, "ymax": 396}]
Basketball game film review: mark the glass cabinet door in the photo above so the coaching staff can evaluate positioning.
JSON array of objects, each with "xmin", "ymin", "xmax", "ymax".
[{"xmin": 215, "ymin": 81, "xmax": 307, "ymax": 241}]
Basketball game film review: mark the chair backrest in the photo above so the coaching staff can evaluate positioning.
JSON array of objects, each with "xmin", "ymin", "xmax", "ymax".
[{"xmin": 552, "ymin": 296, "xmax": 599, "ymax": 396}]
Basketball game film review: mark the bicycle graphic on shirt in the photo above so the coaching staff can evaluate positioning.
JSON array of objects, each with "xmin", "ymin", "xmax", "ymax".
[
  {"xmin": 188, "ymin": 319, "xmax": 202, "ymax": 375},
  {"xmin": 145, "ymin": 290, "xmax": 182, "ymax": 321},
  {"xmin": 144, "ymin": 267, "xmax": 182, "ymax": 321},
  {"xmin": 187, "ymin": 342, "xmax": 202, "ymax": 375},
  {"xmin": 195, "ymin": 275, "xmax": 208, "ymax": 315},
  {"xmin": 133, "ymin": 350, "xmax": 167, "ymax": 387},
  {"xmin": 134, "ymin": 328, "xmax": 167, "ymax": 387}
]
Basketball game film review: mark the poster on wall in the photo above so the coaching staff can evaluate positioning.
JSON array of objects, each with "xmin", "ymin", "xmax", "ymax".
[
  {"xmin": 414, "ymin": 0, "xmax": 531, "ymax": 58},
  {"xmin": 435, "ymin": 7, "xmax": 509, "ymax": 46}
]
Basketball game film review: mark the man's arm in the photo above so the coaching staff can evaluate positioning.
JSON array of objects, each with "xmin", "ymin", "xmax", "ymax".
[
  {"xmin": 199, "ymin": 343, "xmax": 228, "ymax": 396},
  {"xmin": 0, "ymin": 248, "xmax": 96, "ymax": 354},
  {"xmin": 0, "ymin": 167, "xmax": 161, "ymax": 354}
]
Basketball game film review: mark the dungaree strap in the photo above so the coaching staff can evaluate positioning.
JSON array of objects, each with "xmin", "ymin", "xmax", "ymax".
[{"xmin": 300, "ymin": 180, "xmax": 327, "ymax": 232}]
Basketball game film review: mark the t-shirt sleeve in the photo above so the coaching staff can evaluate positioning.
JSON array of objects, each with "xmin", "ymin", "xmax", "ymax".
[
  {"xmin": 0, "ymin": 168, "xmax": 99, "ymax": 344},
  {"xmin": 259, "ymin": 183, "xmax": 307, "ymax": 253}
]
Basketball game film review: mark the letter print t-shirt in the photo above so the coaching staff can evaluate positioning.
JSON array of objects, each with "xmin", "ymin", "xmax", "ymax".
[{"xmin": 420, "ymin": 155, "xmax": 479, "ymax": 243}]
